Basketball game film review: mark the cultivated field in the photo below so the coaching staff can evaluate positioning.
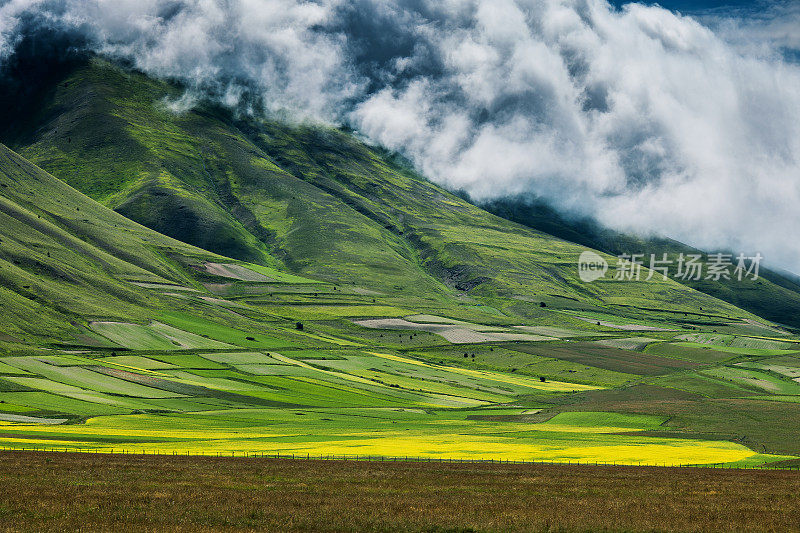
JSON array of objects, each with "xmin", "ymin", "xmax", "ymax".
[{"xmin": 1, "ymin": 259, "xmax": 800, "ymax": 466}]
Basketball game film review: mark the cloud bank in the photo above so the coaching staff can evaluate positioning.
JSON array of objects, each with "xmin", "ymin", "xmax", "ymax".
[{"xmin": 1, "ymin": 0, "xmax": 799, "ymax": 272}]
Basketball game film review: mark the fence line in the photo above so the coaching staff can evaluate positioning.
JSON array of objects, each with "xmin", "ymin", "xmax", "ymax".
[{"xmin": 0, "ymin": 445, "xmax": 797, "ymax": 471}]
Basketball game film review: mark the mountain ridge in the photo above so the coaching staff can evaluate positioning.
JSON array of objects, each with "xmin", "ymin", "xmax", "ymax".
[{"xmin": 0, "ymin": 56, "xmax": 772, "ymax": 327}]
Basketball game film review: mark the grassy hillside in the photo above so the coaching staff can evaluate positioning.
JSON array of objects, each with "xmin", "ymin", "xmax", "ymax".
[
  {"xmin": 0, "ymin": 142, "xmax": 330, "ymax": 347},
  {"xmin": 484, "ymin": 196, "xmax": 800, "ymax": 330},
  {"xmin": 2, "ymin": 59, "xmax": 800, "ymax": 466},
  {"xmin": 0, "ymin": 142, "xmax": 213, "ymax": 344},
  {"xmin": 0, "ymin": 57, "xmax": 768, "ymax": 324}
]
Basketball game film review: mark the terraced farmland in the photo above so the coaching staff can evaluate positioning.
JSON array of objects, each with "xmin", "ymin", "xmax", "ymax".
[
  {"xmin": 2, "ymin": 245, "xmax": 799, "ymax": 466},
  {"xmin": 1, "ymin": 264, "xmax": 799, "ymax": 467}
]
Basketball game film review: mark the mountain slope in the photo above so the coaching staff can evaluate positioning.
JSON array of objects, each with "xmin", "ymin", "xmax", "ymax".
[
  {"xmin": 0, "ymin": 57, "xmax": 768, "ymax": 325},
  {"xmin": 0, "ymin": 143, "xmax": 324, "ymax": 348},
  {"xmin": 484, "ymin": 196, "xmax": 800, "ymax": 330},
  {"xmin": 0, "ymin": 143, "xmax": 194, "ymax": 343}
]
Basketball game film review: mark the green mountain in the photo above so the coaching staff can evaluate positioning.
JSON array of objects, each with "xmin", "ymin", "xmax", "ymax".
[
  {"xmin": 0, "ymin": 57, "xmax": 765, "ymax": 323},
  {"xmin": 2, "ymin": 57, "xmax": 800, "ymax": 466}
]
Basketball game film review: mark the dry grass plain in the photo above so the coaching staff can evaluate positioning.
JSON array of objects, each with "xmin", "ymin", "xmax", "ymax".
[{"xmin": 0, "ymin": 451, "xmax": 799, "ymax": 532}]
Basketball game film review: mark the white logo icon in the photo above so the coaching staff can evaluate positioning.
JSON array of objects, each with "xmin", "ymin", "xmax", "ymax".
[{"xmin": 578, "ymin": 251, "xmax": 608, "ymax": 282}]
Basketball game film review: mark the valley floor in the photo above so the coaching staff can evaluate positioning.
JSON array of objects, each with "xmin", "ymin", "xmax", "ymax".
[{"xmin": 0, "ymin": 451, "xmax": 799, "ymax": 532}]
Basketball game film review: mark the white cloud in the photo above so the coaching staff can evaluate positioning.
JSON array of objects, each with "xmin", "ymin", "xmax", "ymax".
[{"xmin": 350, "ymin": 0, "xmax": 800, "ymax": 272}]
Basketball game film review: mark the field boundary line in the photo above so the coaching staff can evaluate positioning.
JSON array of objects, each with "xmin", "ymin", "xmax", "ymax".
[{"xmin": 0, "ymin": 446, "xmax": 797, "ymax": 471}]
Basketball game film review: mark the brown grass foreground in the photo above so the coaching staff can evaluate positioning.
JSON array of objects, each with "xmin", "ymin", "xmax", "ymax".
[{"xmin": 0, "ymin": 451, "xmax": 799, "ymax": 532}]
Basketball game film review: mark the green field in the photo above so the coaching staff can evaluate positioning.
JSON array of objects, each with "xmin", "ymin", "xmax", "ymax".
[{"xmin": 1, "ymin": 299, "xmax": 798, "ymax": 465}]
